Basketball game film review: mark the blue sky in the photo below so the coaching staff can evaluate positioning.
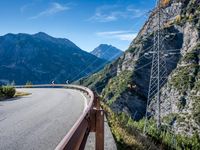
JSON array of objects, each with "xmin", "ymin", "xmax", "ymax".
[{"xmin": 0, "ymin": 0, "xmax": 156, "ymax": 52}]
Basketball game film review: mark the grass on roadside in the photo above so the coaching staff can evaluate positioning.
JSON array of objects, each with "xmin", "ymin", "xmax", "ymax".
[
  {"xmin": 101, "ymin": 101, "xmax": 200, "ymax": 150},
  {"xmin": 14, "ymin": 91, "xmax": 31, "ymax": 97},
  {"xmin": 0, "ymin": 86, "xmax": 31, "ymax": 101},
  {"xmin": 101, "ymin": 102, "xmax": 159, "ymax": 150}
]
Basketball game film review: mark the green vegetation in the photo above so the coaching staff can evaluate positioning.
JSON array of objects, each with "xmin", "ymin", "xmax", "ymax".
[
  {"xmin": 191, "ymin": 96, "xmax": 200, "ymax": 126},
  {"xmin": 172, "ymin": 0, "xmax": 200, "ymax": 26},
  {"xmin": 194, "ymin": 72, "xmax": 200, "ymax": 91},
  {"xmin": 171, "ymin": 44, "xmax": 200, "ymax": 91},
  {"xmin": 101, "ymin": 103, "xmax": 157, "ymax": 150},
  {"xmin": 0, "ymin": 85, "xmax": 30, "ymax": 100},
  {"xmin": 170, "ymin": 65, "xmax": 198, "ymax": 91},
  {"xmin": 177, "ymin": 96, "xmax": 187, "ymax": 110},
  {"xmin": 25, "ymin": 81, "xmax": 33, "ymax": 88},
  {"xmin": 128, "ymin": 46, "xmax": 139, "ymax": 53},
  {"xmin": 0, "ymin": 87, "xmax": 4, "ymax": 98},
  {"xmin": 0, "ymin": 86, "xmax": 16, "ymax": 99},
  {"xmin": 182, "ymin": 44, "xmax": 200, "ymax": 62},
  {"xmin": 162, "ymin": 113, "xmax": 177, "ymax": 125},
  {"xmin": 102, "ymin": 102, "xmax": 200, "ymax": 150},
  {"xmin": 182, "ymin": 52, "xmax": 198, "ymax": 63},
  {"xmin": 102, "ymin": 71, "xmax": 133, "ymax": 105},
  {"xmin": 77, "ymin": 61, "xmax": 119, "ymax": 94}
]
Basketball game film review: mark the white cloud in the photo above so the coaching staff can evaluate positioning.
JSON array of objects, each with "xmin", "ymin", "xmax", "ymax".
[
  {"xmin": 29, "ymin": 2, "xmax": 69, "ymax": 19},
  {"xmin": 115, "ymin": 33, "xmax": 137, "ymax": 41},
  {"xmin": 89, "ymin": 5, "xmax": 146, "ymax": 22},
  {"xmin": 96, "ymin": 30, "xmax": 137, "ymax": 41},
  {"xmin": 20, "ymin": 3, "xmax": 33, "ymax": 13},
  {"xmin": 97, "ymin": 30, "xmax": 132, "ymax": 36}
]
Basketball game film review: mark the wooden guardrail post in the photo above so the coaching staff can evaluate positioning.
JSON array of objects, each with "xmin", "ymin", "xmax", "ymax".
[
  {"xmin": 95, "ymin": 109, "xmax": 104, "ymax": 150},
  {"xmin": 94, "ymin": 95, "xmax": 104, "ymax": 150}
]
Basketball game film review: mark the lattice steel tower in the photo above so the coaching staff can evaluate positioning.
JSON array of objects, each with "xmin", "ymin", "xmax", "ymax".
[{"xmin": 143, "ymin": 0, "xmax": 171, "ymax": 133}]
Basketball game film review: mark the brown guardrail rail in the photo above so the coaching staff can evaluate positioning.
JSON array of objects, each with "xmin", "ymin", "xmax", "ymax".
[{"xmin": 15, "ymin": 84, "xmax": 104, "ymax": 150}]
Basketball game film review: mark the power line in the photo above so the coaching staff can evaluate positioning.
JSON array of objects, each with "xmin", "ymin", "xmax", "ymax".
[
  {"xmin": 143, "ymin": 0, "xmax": 179, "ymax": 133},
  {"xmin": 70, "ymin": 4, "xmax": 155, "ymax": 83},
  {"xmin": 142, "ymin": 1, "xmax": 184, "ymax": 148},
  {"xmin": 70, "ymin": 45, "xmax": 120, "ymax": 82},
  {"xmin": 94, "ymin": 61, "xmax": 152, "ymax": 91}
]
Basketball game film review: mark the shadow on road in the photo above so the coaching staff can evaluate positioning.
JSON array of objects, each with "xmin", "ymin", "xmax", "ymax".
[{"xmin": 0, "ymin": 95, "xmax": 31, "ymax": 102}]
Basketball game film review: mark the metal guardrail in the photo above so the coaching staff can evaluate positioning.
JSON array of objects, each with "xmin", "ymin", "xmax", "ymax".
[{"xmin": 16, "ymin": 84, "xmax": 104, "ymax": 150}]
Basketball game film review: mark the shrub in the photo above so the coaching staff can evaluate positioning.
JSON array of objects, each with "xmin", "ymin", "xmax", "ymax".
[
  {"xmin": 0, "ymin": 86, "xmax": 4, "ymax": 98},
  {"xmin": 189, "ymin": 14, "xmax": 194, "ymax": 22},
  {"xmin": 102, "ymin": 70, "xmax": 133, "ymax": 105},
  {"xmin": 1, "ymin": 86, "xmax": 16, "ymax": 98},
  {"xmin": 25, "ymin": 81, "xmax": 33, "ymax": 88},
  {"xmin": 175, "ymin": 15, "xmax": 181, "ymax": 24},
  {"xmin": 102, "ymin": 102, "xmax": 200, "ymax": 150},
  {"xmin": 192, "ymin": 96, "xmax": 200, "ymax": 126}
]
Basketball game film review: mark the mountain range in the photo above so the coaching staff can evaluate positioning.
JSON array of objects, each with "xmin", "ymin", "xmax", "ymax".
[
  {"xmin": 90, "ymin": 44, "xmax": 123, "ymax": 61},
  {"xmin": 0, "ymin": 32, "xmax": 107, "ymax": 85}
]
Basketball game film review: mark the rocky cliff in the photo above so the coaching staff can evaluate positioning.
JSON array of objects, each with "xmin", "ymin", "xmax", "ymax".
[{"xmin": 80, "ymin": 0, "xmax": 200, "ymax": 138}]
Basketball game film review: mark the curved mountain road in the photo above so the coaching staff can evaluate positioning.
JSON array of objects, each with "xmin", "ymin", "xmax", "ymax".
[{"xmin": 0, "ymin": 88, "xmax": 87, "ymax": 150}]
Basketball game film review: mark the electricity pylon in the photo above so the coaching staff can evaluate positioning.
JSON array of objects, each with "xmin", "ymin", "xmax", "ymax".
[
  {"xmin": 141, "ymin": 2, "xmax": 182, "ymax": 149},
  {"xmin": 143, "ymin": 0, "xmax": 171, "ymax": 133}
]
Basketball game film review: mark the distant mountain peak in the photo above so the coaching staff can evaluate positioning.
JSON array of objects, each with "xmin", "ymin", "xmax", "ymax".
[
  {"xmin": 98, "ymin": 44, "xmax": 114, "ymax": 48},
  {"xmin": 0, "ymin": 32, "xmax": 106, "ymax": 85},
  {"xmin": 99, "ymin": 44, "xmax": 111, "ymax": 46},
  {"xmin": 33, "ymin": 32, "xmax": 52, "ymax": 38},
  {"xmin": 35, "ymin": 32, "xmax": 47, "ymax": 35},
  {"xmin": 91, "ymin": 44, "xmax": 123, "ymax": 61}
]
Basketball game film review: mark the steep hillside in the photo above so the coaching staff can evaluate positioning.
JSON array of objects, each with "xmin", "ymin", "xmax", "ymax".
[
  {"xmin": 91, "ymin": 44, "xmax": 123, "ymax": 61},
  {"xmin": 0, "ymin": 32, "xmax": 106, "ymax": 85},
  {"xmin": 80, "ymin": 0, "xmax": 200, "ymax": 149}
]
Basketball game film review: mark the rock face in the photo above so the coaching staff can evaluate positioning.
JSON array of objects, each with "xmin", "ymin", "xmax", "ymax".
[
  {"xmin": 91, "ymin": 44, "xmax": 123, "ymax": 61},
  {"xmin": 81, "ymin": 0, "xmax": 200, "ymax": 136},
  {"xmin": 0, "ymin": 32, "xmax": 106, "ymax": 85},
  {"xmin": 159, "ymin": 22, "xmax": 200, "ymax": 136}
]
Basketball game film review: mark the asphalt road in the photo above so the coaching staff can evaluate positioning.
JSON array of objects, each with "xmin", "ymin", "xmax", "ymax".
[{"xmin": 0, "ymin": 88, "xmax": 87, "ymax": 150}]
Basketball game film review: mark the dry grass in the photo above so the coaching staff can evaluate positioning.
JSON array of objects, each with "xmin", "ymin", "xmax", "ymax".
[
  {"xmin": 0, "ymin": 91, "xmax": 30, "ymax": 101},
  {"xmin": 101, "ymin": 102, "xmax": 158, "ymax": 150},
  {"xmin": 14, "ymin": 91, "xmax": 31, "ymax": 97}
]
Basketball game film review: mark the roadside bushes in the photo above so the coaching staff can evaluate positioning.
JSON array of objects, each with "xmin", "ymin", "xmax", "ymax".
[
  {"xmin": 102, "ymin": 102, "xmax": 200, "ymax": 150},
  {"xmin": 0, "ymin": 87, "xmax": 4, "ymax": 98},
  {"xmin": 0, "ymin": 86, "xmax": 16, "ymax": 99},
  {"xmin": 25, "ymin": 81, "xmax": 33, "ymax": 88}
]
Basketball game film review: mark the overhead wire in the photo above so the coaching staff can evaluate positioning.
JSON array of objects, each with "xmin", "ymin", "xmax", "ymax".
[{"xmin": 71, "ymin": 7, "xmax": 155, "ymax": 83}]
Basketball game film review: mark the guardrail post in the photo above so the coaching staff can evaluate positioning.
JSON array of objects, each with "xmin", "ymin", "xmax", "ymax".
[
  {"xmin": 94, "ymin": 94, "xmax": 100, "ymax": 109},
  {"xmin": 95, "ymin": 109, "xmax": 104, "ymax": 150},
  {"xmin": 94, "ymin": 95, "xmax": 104, "ymax": 150}
]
